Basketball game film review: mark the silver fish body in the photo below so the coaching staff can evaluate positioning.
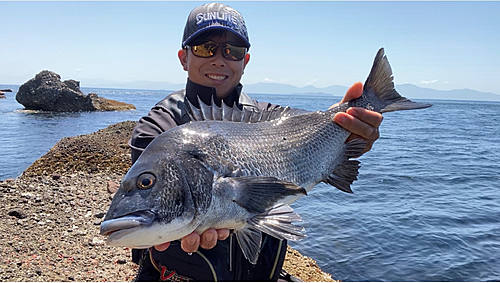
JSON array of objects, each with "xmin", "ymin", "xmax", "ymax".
[{"xmin": 100, "ymin": 48, "xmax": 432, "ymax": 264}]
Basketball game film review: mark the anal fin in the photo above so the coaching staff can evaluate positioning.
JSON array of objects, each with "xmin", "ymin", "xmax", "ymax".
[
  {"xmin": 247, "ymin": 203, "xmax": 305, "ymax": 241},
  {"xmin": 236, "ymin": 203, "xmax": 306, "ymax": 265},
  {"xmin": 235, "ymin": 226, "xmax": 262, "ymax": 265},
  {"xmin": 324, "ymin": 139, "xmax": 366, "ymax": 193}
]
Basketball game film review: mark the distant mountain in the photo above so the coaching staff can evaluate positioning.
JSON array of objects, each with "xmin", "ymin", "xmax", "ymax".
[
  {"xmin": 243, "ymin": 82, "xmax": 348, "ymax": 96},
  {"xmin": 243, "ymin": 82, "xmax": 500, "ymax": 102},
  {"xmin": 395, "ymin": 84, "xmax": 500, "ymax": 101},
  {"xmin": 14, "ymin": 77, "xmax": 500, "ymax": 102}
]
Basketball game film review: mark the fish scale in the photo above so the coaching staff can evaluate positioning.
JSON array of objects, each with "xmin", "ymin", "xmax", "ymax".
[
  {"xmin": 181, "ymin": 110, "xmax": 349, "ymax": 190},
  {"xmin": 100, "ymin": 48, "xmax": 432, "ymax": 265}
]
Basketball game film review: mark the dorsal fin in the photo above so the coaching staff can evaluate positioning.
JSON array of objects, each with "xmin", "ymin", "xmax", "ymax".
[
  {"xmin": 187, "ymin": 99, "xmax": 203, "ymax": 121},
  {"xmin": 211, "ymin": 96, "xmax": 223, "ymax": 120},
  {"xmin": 231, "ymin": 103, "xmax": 243, "ymax": 121},
  {"xmin": 186, "ymin": 97, "xmax": 286, "ymax": 123},
  {"xmin": 222, "ymin": 102, "xmax": 234, "ymax": 121},
  {"xmin": 198, "ymin": 96, "xmax": 213, "ymax": 120}
]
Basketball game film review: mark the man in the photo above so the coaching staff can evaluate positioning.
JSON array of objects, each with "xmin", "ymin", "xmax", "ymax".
[{"xmin": 129, "ymin": 2, "xmax": 383, "ymax": 281}]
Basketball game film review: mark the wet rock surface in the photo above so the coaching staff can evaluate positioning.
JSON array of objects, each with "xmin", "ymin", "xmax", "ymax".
[{"xmin": 0, "ymin": 121, "xmax": 335, "ymax": 282}]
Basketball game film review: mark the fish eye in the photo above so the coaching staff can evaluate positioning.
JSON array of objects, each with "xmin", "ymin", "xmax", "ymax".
[{"xmin": 136, "ymin": 173, "xmax": 156, "ymax": 190}]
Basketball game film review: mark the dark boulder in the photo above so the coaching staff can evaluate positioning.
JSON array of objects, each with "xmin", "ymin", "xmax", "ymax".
[{"xmin": 15, "ymin": 70, "xmax": 135, "ymax": 112}]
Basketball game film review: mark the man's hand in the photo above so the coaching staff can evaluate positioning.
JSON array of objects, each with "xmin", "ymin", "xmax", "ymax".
[
  {"xmin": 332, "ymin": 82, "xmax": 383, "ymax": 154},
  {"xmin": 154, "ymin": 228, "xmax": 230, "ymax": 253}
]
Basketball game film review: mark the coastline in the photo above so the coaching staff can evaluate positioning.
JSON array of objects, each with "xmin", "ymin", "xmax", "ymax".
[{"xmin": 0, "ymin": 121, "xmax": 335, "ymax": 282}]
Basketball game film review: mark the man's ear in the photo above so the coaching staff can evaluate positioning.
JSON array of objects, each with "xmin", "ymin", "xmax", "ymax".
[
  {"xmin": 178, "ymin": 49, "xmax": 188, "ymax": 71},
  {"xmin": 243, "ymin": 53, "xmax": 250, "ymax": 71},
  {"xmin": 241, "ymin": 53, "xmax": 250, "ymax": 75}
]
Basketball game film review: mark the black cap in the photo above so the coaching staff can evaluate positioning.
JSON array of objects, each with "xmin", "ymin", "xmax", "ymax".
[{"xmin": 182, "ymin": 2, "xmax": 250, "ymax": 49}]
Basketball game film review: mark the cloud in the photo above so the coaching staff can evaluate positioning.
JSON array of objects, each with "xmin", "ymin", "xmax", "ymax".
[
  {"xmin": 74, "ymin": 68, "xmax": 83, "ymax": 72},
  {"xmin": 263, "ymin": 78, "xmax": 277, "ymax": 83},
  {"xmin": 419, "ymin": 79, "xmax": 439, "ymax": 85},
  {"xmin": 305, "ymin": 78, "xmax": 318, "ymax": 86}
]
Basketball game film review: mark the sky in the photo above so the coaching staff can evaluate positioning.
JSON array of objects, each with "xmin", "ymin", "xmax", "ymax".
[{"xmin": 1, "ymin": 1, "xmax": 500, "ymax": 95}]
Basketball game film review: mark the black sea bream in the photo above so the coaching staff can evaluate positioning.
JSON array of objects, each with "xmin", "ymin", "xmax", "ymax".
[{"xmin": 100, "ymin": 48, "xmax": 432, "ymax": 264}]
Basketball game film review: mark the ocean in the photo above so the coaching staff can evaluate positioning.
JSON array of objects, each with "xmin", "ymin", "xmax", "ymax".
[{"xmin": 1, "ymin": 85, "xmax": 499, "ymax": 281}]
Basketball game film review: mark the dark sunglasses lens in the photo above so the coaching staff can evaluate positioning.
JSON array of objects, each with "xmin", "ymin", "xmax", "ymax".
[
  {"xmin": 224, "ymin": 45, "xmax": 246, "ymax": 61},
  {"xmin": 190, "ymin": 41, "xmax": 246, "ymax": 61},
  {"xmin": 191, "ymin": 42, "xmax": 218, "ymax": 58}
]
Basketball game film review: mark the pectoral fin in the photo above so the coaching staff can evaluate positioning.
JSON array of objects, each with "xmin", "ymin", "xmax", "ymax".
[{"xmin": 217, "ymin": 176, "xmax": 307, "ymax": 214}]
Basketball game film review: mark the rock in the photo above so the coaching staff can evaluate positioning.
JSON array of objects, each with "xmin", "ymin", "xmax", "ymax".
[
  {"xmin": 94, "ymin": 212, "xmax": 106, "ymax": 219},
  {"xmin": 22, "ymin": 121, "xmax": 136, "ymax": 177},
  {"xmin": 107, "ymin": 180, "xmax": 119, "ymax": 194},
  {"xmin": 116, "ymin": 259, "xmax": 127, "ymax": 265},
  {"xmin": 15, "ymin": 70, "xmax": 135, "ymax": 112},
  {"xmin": 0, "ymin": 89, "xmax": 12, "ymax": 98},
  {"xmin": 16, "ymin": 70, "xmax": 93, "ymax": 111},
  {"xmin": 8, "ymin": 209, "xmax": 27, "ymax": 219}
]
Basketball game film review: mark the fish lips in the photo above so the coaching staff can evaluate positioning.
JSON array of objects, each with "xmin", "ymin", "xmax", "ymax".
[{"xmin": 100, "ymin": 210, "xmax": 156, "ymax": 243}]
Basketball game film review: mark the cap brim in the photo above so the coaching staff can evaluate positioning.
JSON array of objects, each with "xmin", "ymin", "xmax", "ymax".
[{"xmin": 182, "ymin": 25, "xmax": 250, "ymax": 49}]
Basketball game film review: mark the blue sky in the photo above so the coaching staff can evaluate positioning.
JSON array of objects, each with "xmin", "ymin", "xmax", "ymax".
[{"xmin": 2, "ymin": 1, "xmax": 500, "ymax": 94}]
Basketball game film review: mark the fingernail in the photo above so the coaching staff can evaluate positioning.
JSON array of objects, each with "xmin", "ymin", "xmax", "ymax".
[
  {"xmin": 187, "ymin": 236, "xmax": 196, "ymax": 246},
  {"xmin": 205, "ymin": 233, "xmax": 215, "ymax": 242},
  {"xmin": 348, "ymin": 107, "xmax": 358, "ymax": 117},
  {"xmin": 335, "ymin": 114, "xmax": 345, "ymax": 124}
]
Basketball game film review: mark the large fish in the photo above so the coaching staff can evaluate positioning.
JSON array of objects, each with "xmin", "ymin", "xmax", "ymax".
[{"xmin": 100, "ymin": 48, "xmax": 432, "ymax": 264}]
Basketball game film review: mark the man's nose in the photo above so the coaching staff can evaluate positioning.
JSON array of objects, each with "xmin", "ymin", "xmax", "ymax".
[{"xmin": 209, "ymin": 49, "xmax": 226, "ymax": 67}]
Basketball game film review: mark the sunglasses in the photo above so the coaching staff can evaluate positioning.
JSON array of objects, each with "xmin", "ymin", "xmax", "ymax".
[{"xmin": 188, "ymin": 41, "xmax": 247, "ymax": 61}]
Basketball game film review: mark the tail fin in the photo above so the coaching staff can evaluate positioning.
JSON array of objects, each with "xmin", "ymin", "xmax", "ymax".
[{"xmin": 350, "ymin": 48, "xmax": 432, "ymax": 113}]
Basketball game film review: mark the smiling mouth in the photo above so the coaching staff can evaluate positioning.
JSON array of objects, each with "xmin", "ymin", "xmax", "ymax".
[{"xmin": 206, "ymin": 74, "xmax": 227, "ymax": 81}]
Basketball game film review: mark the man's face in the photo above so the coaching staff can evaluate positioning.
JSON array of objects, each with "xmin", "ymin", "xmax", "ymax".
[{"xmin": 178, "ymin": 33, "xmax": 250, "ymax": 98}]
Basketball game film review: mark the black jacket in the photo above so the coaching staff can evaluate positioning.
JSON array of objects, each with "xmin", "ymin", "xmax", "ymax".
[{"xmin": 128, "ymin": 79, "xmax": 305, "ymax": 281}]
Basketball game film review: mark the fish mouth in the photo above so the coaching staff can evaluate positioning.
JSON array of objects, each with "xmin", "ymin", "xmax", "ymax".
[{"xmin": 100, "ymin": 210, "xmax": 155, "ymax": 239}]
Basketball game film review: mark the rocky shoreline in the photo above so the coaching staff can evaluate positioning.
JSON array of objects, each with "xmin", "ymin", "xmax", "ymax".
[{"xmin": 0, "ymin": 121, "xmax": 335, "ymax": 282}]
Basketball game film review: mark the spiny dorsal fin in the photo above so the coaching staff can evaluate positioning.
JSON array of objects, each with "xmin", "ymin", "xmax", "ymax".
[
  {"xmin": 187, "ymin": 99, "xmax": 204, "ymax": 121},
  {"xmin": 222, "ymin": 102, "xmax": 234, "ymax": 121},
  {"xmin": 198, "ymin": 96, "xmax": 213, "ymax": 120},
  {"xmin": 186, "ymin": 96, "xmax": 294, "ymax": 123},
  {"xmin": 211, "ymin": 95, "xmax": 222, "ymax": 120}
]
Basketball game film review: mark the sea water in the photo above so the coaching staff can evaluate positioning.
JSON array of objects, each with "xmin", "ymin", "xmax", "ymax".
[{"xmin": 1, "ymin": 85, "xmax": 499, "ymax": 281}]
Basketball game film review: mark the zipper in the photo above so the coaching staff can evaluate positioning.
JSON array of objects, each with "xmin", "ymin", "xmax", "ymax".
[
  {"xmin": 133, "ymin": 248, "xmax": 149, "ymax": 282},
  {"xmin": 234, "ymin": 231, "xmax": 244, "ymax": 281},
  {"xmin": 195, "ymin": 250, "xmax": 218, "ymax": 281},
  {"xmin": 269, "ymin": 239, "xmax": 284, "ymax": 279},
  {"xmin": 229, "ymin": 230, "xmax": 234, "ymax": 272}
]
